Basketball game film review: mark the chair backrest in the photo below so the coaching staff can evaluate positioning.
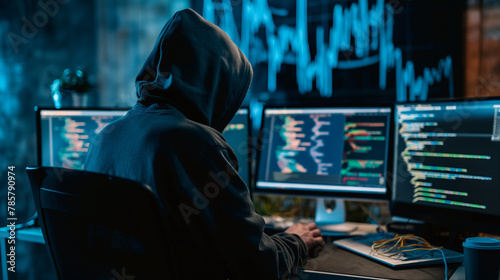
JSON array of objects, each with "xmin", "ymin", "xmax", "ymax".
[{"xmin": 26, "ymin": 166, "xmax": 178, "ymax": 280}]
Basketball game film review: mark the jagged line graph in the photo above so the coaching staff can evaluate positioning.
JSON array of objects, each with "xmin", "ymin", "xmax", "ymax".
[{"xmin": 203, "ymin": 0, "xmax": 454, "ymax": 101}]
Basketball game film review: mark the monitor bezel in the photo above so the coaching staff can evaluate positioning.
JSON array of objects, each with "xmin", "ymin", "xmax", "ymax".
[
  {"xmin": 390, "ymin": 96, "xmax": 500, "ymax": 235},
  {"xmin": 254, "ymin": 103, "xmax": 394, "ymax": 201}
]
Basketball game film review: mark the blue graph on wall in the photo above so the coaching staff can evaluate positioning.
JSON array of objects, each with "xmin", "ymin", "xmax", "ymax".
[{"xmin": 200, "ymin": 0, "xmax": 464, "ymax": 102}]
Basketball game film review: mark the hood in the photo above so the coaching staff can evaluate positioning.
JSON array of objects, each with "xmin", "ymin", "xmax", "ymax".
[{"xmin": 136, "ymin": 8, "xmax": 253, "ymax": 132}]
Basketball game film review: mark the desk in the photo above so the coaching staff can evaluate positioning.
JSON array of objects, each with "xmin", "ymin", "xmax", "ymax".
[
  {"xmin": 280, "ymin": 222, "xmax": 467, "ymax": 279},
  {"xmin": 0, "ymin": 227, "xmax": 45, "ymax": 280},
  {"xmin": 300, "ymin": 243, "xmax": 462, "ymax": 279},
  {"xmin": 0, "ymin": 226, "xmax": 470, "ymax": 280}
]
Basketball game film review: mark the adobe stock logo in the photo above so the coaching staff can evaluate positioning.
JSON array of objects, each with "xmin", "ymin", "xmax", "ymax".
[{"xmin": 7, "ymin": 0, "xmax": 70, "ymax": 53}]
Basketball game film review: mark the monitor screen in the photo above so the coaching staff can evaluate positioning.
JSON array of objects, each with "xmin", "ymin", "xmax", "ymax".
[
  {"xmin": 391, "ymin": 98, "xmax": 500, "ymax": 234},
  {"xmin": 223, "ymin": 108, "xmax": 251, "ymax": 186},
  {"xmin": 36, "ymin": 108, "xmax": 129, "ymax": 170},
  {"xmin": 196, "ymin": 0, "xmax": 466, "ymax": 103},
  {"xmin": 36, "ymin": 107, "xmax": 251, "ymax": 185},
  {"xmin": 255, "ymin": 106, "xmax": 392, "ymax": 199}
]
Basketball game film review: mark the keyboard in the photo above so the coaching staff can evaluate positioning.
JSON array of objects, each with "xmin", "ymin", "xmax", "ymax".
[{"xmin": 333, "ymin": 232, "xmax": 464, "ymax": 267}]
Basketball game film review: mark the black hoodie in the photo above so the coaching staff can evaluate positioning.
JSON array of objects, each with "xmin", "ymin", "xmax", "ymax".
[{"xmin": 85, "ymin": 8, "xmax": 308, "ymax": 279}]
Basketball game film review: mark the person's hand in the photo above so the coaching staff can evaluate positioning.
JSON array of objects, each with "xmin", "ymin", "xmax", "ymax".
[{"xmin": 285, "ymin": 222, "xmax": 324, "ymax": 251}]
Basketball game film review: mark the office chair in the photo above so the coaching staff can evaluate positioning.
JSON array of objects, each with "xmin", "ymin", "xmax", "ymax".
[{"xmin": 26, "ymin": 166, "xmax": 179, "ymax": 280}]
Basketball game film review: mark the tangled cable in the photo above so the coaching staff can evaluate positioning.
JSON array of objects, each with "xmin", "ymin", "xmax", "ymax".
[
  {"xmin": 371, "ymin": 234, "xmax": 443, "ymax": 257},
  {"xmin": 371, "ymin": 233, "xmax": 448, "ymax": 280}
]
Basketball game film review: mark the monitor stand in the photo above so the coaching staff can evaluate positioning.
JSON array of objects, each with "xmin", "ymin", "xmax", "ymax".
[{"xmin": 315, "ymin": 198, "xmax": 357, "ymax": 234}]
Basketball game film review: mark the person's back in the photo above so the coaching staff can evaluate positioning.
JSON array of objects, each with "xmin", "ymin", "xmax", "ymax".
[{"xmin": 85, "ymin": 8, "xmax": 323, "ymax": 279}]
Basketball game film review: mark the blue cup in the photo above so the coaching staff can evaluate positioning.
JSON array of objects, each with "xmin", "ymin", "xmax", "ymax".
[{"xmin": 463, "ymin": 237, "xmax": 500, "ymax": 280}]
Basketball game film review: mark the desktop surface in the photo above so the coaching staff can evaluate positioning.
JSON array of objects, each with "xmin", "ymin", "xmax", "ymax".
[
  {"xmin": 301, "ymin": 242, "xmax": 460, "ymax": 280},
  {"xmin": 2, "ymin": 223, "xmax": 472, "ymax": 280}
]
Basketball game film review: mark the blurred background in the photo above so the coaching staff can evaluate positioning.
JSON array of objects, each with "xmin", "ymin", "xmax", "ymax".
[{"xmin": 1, "ymin": 0, "xmax": 500, "ymax": 278}]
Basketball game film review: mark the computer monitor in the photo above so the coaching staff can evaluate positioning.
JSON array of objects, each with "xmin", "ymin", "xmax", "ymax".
[
  {"xmin": 36, "ymin": 107, "xmax": 251, "ymax": 184},
  {"xmin": 223, "ymin": 107, "xmax": 251, "ymax": 186},
  {"xmin": 255, "ymin": 106, "xmax": 392, "ymax": 231},
  {"xmin": 391, "ymin": 98, "xmax": 500, "ymax": 235},
  {"xmin": 36, "ymin": 108, "xmax": 129, "ymax": 170}
]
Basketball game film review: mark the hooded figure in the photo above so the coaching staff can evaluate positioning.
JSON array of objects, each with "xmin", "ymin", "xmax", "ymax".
[{"xmin": 85, "ymin": 8, "xmax": 320, "ymax": 279}]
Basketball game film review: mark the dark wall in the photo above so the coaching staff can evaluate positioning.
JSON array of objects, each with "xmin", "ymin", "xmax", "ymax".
[{"xmin": 1, "ymin": 1, "xmax": 96, "ymax": 278}]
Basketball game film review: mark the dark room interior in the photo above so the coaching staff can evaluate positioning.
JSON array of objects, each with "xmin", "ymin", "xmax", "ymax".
[{"xmin": 1, "ymin": 0, "xmax": 500, "ymax": 279}]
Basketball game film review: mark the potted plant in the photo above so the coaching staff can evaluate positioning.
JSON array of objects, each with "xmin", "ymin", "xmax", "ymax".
[{"xmin": 51, "ymin": 66, "xmax": 91, "ymax": 108}]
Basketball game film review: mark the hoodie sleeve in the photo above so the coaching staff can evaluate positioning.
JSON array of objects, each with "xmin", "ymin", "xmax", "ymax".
[{"xmin": 167, "ymin": 133, "xmax": 308, "ymax": 280}]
